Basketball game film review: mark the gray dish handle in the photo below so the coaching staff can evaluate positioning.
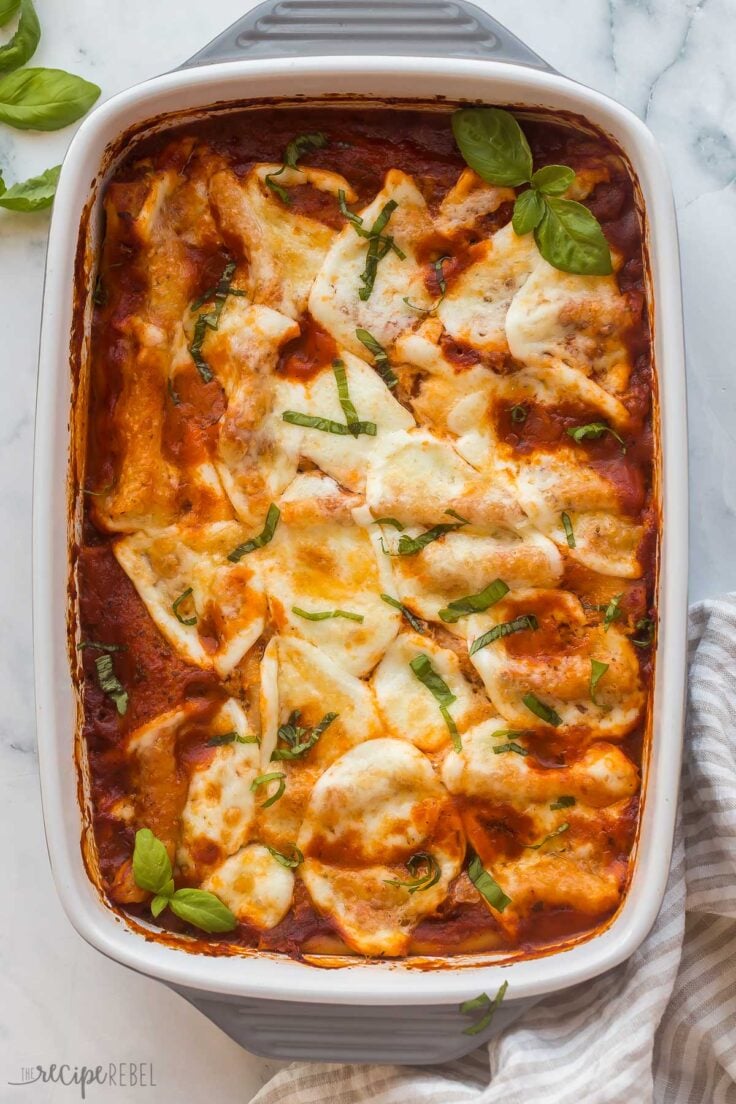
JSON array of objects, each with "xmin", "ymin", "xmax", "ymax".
[
  {"xmin": 175, "ymin": 0, "xmax": 547, "ymax": 1066},
  {"xmin": 182, "ymin": 0, "xmax": 553, "ymax": 70}
]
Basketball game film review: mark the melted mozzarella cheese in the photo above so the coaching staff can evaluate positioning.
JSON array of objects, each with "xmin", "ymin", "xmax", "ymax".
[
  {"xmin": 506, "ymin": 259, "xmax": 635, "ymax": 395},
  {"xmin": 467, "ymin": 588, "xmax": 645, "ymax": 736},
  {"xmin": 437, "ymin": 224, "xmax": 538, "ymax": 357},
  {"xmin": 513, "ymin": 451, "xmax": 644, "ymax": 577},
  {"xmin": 262, "ymin": 482, "xmax": 399, "ymax": 677},
  {"xmin": 371, "ymin": 631, "xmax": 492, "ymax": 753},
  {"xmin": 309, "ymin": 170, "xmax": 436, "ymax": 356},
  {"xmin": 177, "ymin": 700, "xmax": 260, "ymax": 878},
  {"xmin": 208, "ymin": 166, "xmax": 355, "ymax": 320},
  {"xmin": 203, "ymin": 843, "xmax": 294, "ymax": 929},
  {"xmin": 298, "ymin": 738, "xmax": 465, "ymax": 955},
  {"xmin": 114, "ymin": 522, "xmax": 267, "ymax": 677},
  {"xmin": 436, "ymin": 169, "xmax": 515, "ymax": 237},
  {"xmin": 273, "ymin": 349, "xmax": 414, "ymax": 492}
]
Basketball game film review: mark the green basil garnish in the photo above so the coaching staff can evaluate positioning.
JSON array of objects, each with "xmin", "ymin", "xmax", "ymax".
[
  {"xmin": 0, "ymin": 0, "xmax": 39, "ymax": 73},
  {"xmin": 338, "ymin": 189, "xmax": 406, "ymax": 301},
  {"xmin": 0, "ymin": 66, "xmax": 100, "ymax": 131},
  {"xmin": 227, "ymin": 503, "xmax": 280, "ymax": 562},
  {"xmin": 460, "ymin": 981, "xmax": 509, "ymax": 1036},
  {"xmin": 590, "ymin": 658, "xmax": 609, "ymax": 704},
  {"xmin": 379, "ymin": 593, "xmax": 425, "ymax": 634},
  {"xmin": 77, "ymin": 640, "xmax": 127, "ymax": 653},
  {"xmin": 94, "ymin": 653, "xmax": 128, "ymax": 716},
  {"xmin": 550, "ymin": 795, "xmax": 576, "ymax": 810},
  {"xmin": 396, "ymin": 510, "xmax": 468, "ymax": 556},
  {"xmin": 188, "ymin": 259, "xmax": 244, "ymax": 383},
  {"xmin": 264, "ymin": 131, "xmax": 327, "ymax": 204},
  {"xmin": 567, "ymin": 422, "xmax": 626, "ymax": 451},
  {"xmin": 438, "ymin": 578, "xmax": 510, "ymax": 624},
  {"xmin": 632, "ymin": 616, "xmax": 655, "ymax": 649},
  {"xmin": 205, "ymin": 731, "xmax": 258, "ymax": 747},
  {"xmin": 266, "ymin": 843, "xmax": 304, "ymax": 868},
  {"xmin": 527, "ymin": 822, "xmax": 569, "ymax": 850},
  {"xmin": 373, "ymin": 517, "xmax": 405, "ymax": 531},
  {"xmin": 172, "ymin": 587, "xmax": 197, "ymax": 626},
  {"xmin": 469, "ymin": 614, "xmax": 538, "ymax": 656},
  {"xmin": 292, "ymin": 606, "xmax": 364, "ymax": 623},
  {"xmin": 409, "ymin": 653, "xmax": 461, "ymax": 751},
  {"xmin": 0, "ymin": 1, "xmax": 20, "ymax": 26},
  {"xmin": 132, "ymin": 828, "xmax": 237, "ymax": 933},
  {"xmin": 493, "ymin": 741, "xmax": 528, "ymax": 756},
  {"xmin": 282, "ymin": 360, "xmax": 377, "ymax": 437},
  {"xmin": 355, "ymin": 328, "xmax": 398, "ymax": 389},
  {"xmin": 522, "ymin": 692, "xmax": 562, "ymax": 727},
  {"xmin": 0, "ymin": 161, "xmax": 59, "ymax": 211},
  {"xmin": 602, "ymin": 593, "xmax": 623, "ymax": 630},
  {"xmin": 451, "ymin": 107, "xmax": 612, "ymax": 276},
  {"xmin": 250, "ymin": 772, "xmax": 286, "ymax": 809},
  {"xmin": 467, "ymin": 855, "xmax": 511, "ymax": 912},
  {"xmin": 271, "ymin": 710, "xmax": 338, "ymax": 761},
  {"xmin": 384, "ymin": 852, "xmax": 441, "ymax": 894},
  {"xmin": 561, "ymin": 511, "xmax": 576, "ymax": 548}
]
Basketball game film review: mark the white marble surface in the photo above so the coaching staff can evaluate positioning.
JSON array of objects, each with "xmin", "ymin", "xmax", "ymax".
[{"xmin": 1, "ymin": 0, "xmax": 734, "ymax": 1099}]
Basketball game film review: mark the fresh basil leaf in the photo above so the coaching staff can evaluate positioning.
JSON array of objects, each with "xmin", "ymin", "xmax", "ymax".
[
  {"xmin": 292, "ymin": 606, "xmax": 364, "ymax": 623},
  {"xmin": 522, "ymin": 692, "xmax": 562, "ymax": 727},
  {"xmin": 0, "ymin": 0, "xmax": 39, "ymax": 73},
  {"xmin": 512, "ymin": 187, "xmax": 545, "ymax": 235},
  {"xmin": 380, "ymin": 593, "xmax": 425, "ymax": 633},
  {"xmin": 566, "ymin": 421, "xmax": 626, "ymax": 451},
  {"xmin": 94, "ymin": 653, "xmax": 127, "ymax": 715},
  {"xmin": 384, "ymin": 852, "xmax": 441, "ymax": 894},
  {"xmin": 632, "ymin": 616, "xmax": 655, "ymax": 649},
  {"xmin": 132, "ymin": 828, "xmax": 173, "ymax": 896},
  {"xmin": 467, "ymin": 855, "xmax": 511, "ymax": 912},
  {"xmin": 469, "ymin": 614, "xmax": 538, "ymax": 656},
  {"xmin": 227, "ymin": 503, "xmax": 280, "ymax": 562},
  {"xmin": 535, "ymin": 196, "xmax": 613, "ymax": 276},
  {"xmin": 0, "ymin": 67, "xmax": 100, "ymax": 131},
  {"xmin": 355, "ymin": 327, "xmax": 398, "ymax": 389},
  {"xmin": 250, "ymin": 771, "xmax": 286, "ymax": 809},
  {"xmin": 172, "ymin": 586, "xmax": 197, "ymax": 626},
  {"xmin": 169, "ymin": 888, "xmax": 237, "ymax": 933},
  {"xmin": 439, "ymin": 578, "xmax": 510, "ymax": 624},
  {"xmin": 527, "ymin": 822, "xmax": 569, "ymax": 850},
  {"xmin": 590, "ymin": 658, "xmax": 609, "ymax": 704},
  {"xmin": 0, "ymin": 0, "xmax": 20, "ymax": 27},
  {"xmin": 531, "ymin": 164, "xmax": 575, "ymax": 196},
  {"xmin": 561, "ymin": 511, "xmax": 576, "ymax": 548},
  {"xmin": 461, "ymin": 981, "xmax": 508, "ymax": 1036},
  {"xmin": 550, "ymin": 795, "xmax": 576, "ymax": 810},
  {"xmin": 452, "ymin": 107, "xmax": 532, "ymax": 187},
  {"xmin": 266, "ymin": 844, "xmax": 304, "ymax": 869},
  {"xmin": 150, "ymin": 894, "xmax": 170, "ymax": 919}
]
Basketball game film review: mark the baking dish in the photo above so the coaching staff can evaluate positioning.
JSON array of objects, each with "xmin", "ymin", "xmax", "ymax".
[{"xmin": 33, "ymin": 0, "xmax": 688, "ymax": 1064}]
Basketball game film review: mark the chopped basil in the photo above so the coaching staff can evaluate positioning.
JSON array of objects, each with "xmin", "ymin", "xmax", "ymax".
[
  {"xmin": 567, "ymin": 421, "xmax": 626, "ymax": 451},
  {"xmin": 271, "ymin": 710, "xmax": 338, "ymax": 761},
  {"xmin": 602, "ymin": 593, "xmax": 623, "ymax": 630},
  {"xmin": 460, "ymin": 981, "xmax": 509, "ymax": 1036},
  {"xmin": 373, "ymin": 517, "xmax": 405, "ymax": 531},
  {"xmin": 250, "ymin": 772, "xmax": 286, "ymax": 809},
  {"xmin": 527, "ymin": 822, "xmax": 569, "ymax": 850},
  {"xmin": 493, "ymin": 741, "xmax": 528, "ymax": 756},
  {"xmin": 94, "ymin": 653, "xmax": 128, "ymax": 715},
  {"xmin": 206, "ymin": 731, "xmax": 258, "ymax": 747},
  {"xmin": 355, "ymin": 327, "xmax": 398, "ymax": 389},
  {"xmin": 469, "ymin": 614, "xmax": 538, "ymax": 656},
  {"xmin": 396, "ymin": 511, "xmax": 468, "ymax": 556},
  {"xmin": 172, "ymin": 587, "xmax": 197, "ymax": 626},
  {"xmin": 590, "ymin": 658, "xmax": 609, "ymax": 704},
  {"xmin": 510, "ymin": 403, "xmax": 527, "ymax": 424},
  {"xmin": 282, "ymin": 361, "xmax": 377, "ymax": 437},
  {"xmin": 380, "ymin": 593, "xmax": 425, "ymax": 633},
  {"xmin": 632, "ymin": 616, "xmax": 655, "ymax": 648},
  {"xmin": 292, "ymin": 606, "xmax": 364, "ymax": 623},
  {"xmin": 561, "ymin": 511, "xmax": 576, "ymax": 548},
  {"xmin": 384, "ymin": 852, "xmax": 441, "ymax": 894},
  {"xmin": 522, "ymin": 692, "xmax": 562, "ymax": 727},
  {"xmin": 266, "ymin": 843, "xmax": 304, "ymax": 868},
  {"xmin": 550, "ymin": 795, "xmax": 576, "ymax": 810},
  {"xmin": 227, "ymin": 503, "xmax": 280, "ymax": 562},
  {"xmin": 338, "ymin": 190, "xmax": 405, "ymax": 301},
  {"xmin": 264, "ymin": 131, "xmax": 327, "ymax": 204},
  {"xmin": 77, "ymin": 640, "xmax": 127, "ymax": 652},
  {"xmin": 467, "ymin": 855, "xmax": 511, "ymax": 912},
  {"xmin": 409, "ymin": 653, "xmax": 461, "ymax": 750},
  {"xmin": 402, "ymin": 256, "xmax": 450, "ymax": 315},
  {"xmin": 438, "ymin": 579, "xmax": 509, "ymax": 623},
  {"xmin": 188, "ymin": 259, "xmax": 244, "ymax": 382}
]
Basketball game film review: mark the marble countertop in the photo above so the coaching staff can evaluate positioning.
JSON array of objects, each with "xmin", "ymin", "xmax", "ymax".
[{"xmin": 2, "ymin": 0, "xmax": 733, "ymax": 1099}]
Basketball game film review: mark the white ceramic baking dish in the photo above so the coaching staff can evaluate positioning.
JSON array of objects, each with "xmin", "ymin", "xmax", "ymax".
[{"xmin": 33, "ymin": 0, "xmax": 688, "ymax": 1064}]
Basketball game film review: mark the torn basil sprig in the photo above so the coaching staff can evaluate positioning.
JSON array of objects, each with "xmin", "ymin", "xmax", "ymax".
[
  {"xmin": 384, "ymin": 852, "xmax": 441, "ymax": 894},
  {"xmin": 438, "ymin": 578, "xmax": 509, "ymax": 623},
  {"xmin": 355, "ymin": 327, "xmax": 398, "ymax": 389},
  {"xmin": 451, "ymin": 107, "xmax": 612, "ymax": 276},
  {"xmin": 469, "ymin": 614, "xmax": 538, "ymax": 656},
  {"xmin": 271, "ymin": 710, "xmax": 338, "ymax": 761},
  {"xmin": 264, "ymin": 131, "xmax": 327, "ymax": 204},
  {"xmin": 338, "ymin": 190, "xmax": 406, "ymax": 300},
  {"xmin": 409, "ymin": 653, "xmax": 461, "ymax": 751},
  {"xmin": 132, "ymin": 828, "xmax": 237, "ymax": 933},
  {"xmin": 228, "ymin": 503, "xmax": 280, "ymax": 562},
  {"xmin": 460, "ymin": 981, "xmax": 509, "ymax": 1036},
  {"xmin": 567, "ymin": 421, "xmax": 626, "ymax": 451},
  {"xmin": 188, "ymin": 259, "xmax": 245, "ymax": 382}
]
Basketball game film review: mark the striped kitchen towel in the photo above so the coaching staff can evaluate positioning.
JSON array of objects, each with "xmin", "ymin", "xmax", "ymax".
[{"xmin": 252, "ymin": 595, "xmax": 736, "ymax": 1104}]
